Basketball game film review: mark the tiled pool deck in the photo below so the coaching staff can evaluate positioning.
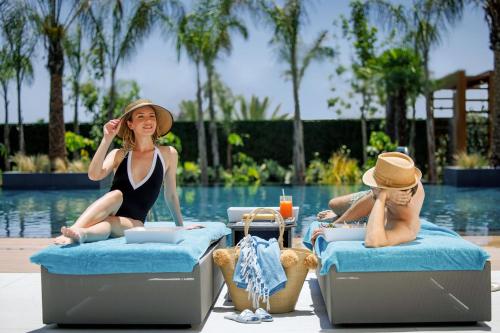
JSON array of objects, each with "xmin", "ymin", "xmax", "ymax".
[{"xmin": 0, "ymin": 237, "xmax": 498, "ymax": 332}]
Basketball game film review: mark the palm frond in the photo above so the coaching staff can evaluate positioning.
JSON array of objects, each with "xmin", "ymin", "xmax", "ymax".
[
  {"xmin": 63, "ymin": 24, "xmax": 83, "ymax": 73},
  {"xmin": 178, "ymin": 99, "xmax": 198, "ymax": 121},
  {"xmin": 1, "ymin": 2, "xmax": 36, "ymax": 85},
  {"xmin": 237, "ymin": 95, "xmax": 248, "ymax": 120},
  {"xmin": 0, "ymin": 47, "xmax": 15, "ymax": 86},
  {"xmin": 364, "ymin": 0, "xmax": 408, "ymax": 34},
  {"xmin": 118, "ymin": 0, "xmax": 158, "ymax": 64},
  {"xmin": 62, "ymin": 0, "xmax": 90, "ymax": 30},
  {"xmin": 86, "ymin": 8, "xmax": 113, "ymax": 66},
  {"xmin": 156, "ymin": 0, "xmax": 185, "ymax": 34},
  {"xmin": 175, "ymin": 12, "xmax": 204, "ymax": 64},
  {"xmin": 366, "ymin": 0, "xmax": 466, "ymax": 59},
  {"xmin": 298, "ymin": 30, "xmax": 334, "ymax": 83}
]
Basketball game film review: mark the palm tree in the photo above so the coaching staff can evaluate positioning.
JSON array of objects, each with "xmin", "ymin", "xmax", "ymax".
[
  {"xmin": 480, "ymin": 0, "xmax": 500, "ymax": 166},
  {"xmin": 341, "ymin": 0, "xmax": 378, "ymax": 164},
  {"xmin": 1, "ymin": 3, "xmax": 36, "ymax": 155},
  {"xmin": 63, "ymin": 23, "xmax": 84, "ymax": 134},
  {"xmin": 0, "ymin": 47, "xmax": 14, "ymax": 169},
  {"xmin": 236, "ymin": 95, "xmax": 287, "ymax": 120},
  {"xmin": 366, "ymin": 0, "xmax": 465, "ymax": 182},
  {"xmin": 212, "ymin": 74, "xmax": 237, "ymax": 168},
  {"xmin": 177, "ymin": 100, "xmax": 199, "ymax": 121},
  {"xmin": 261, "ymin": 0, "xmax": 334, "ymax": 184},
  {"xmin": 27, "ymin": 0, "xmax": 89, "ymax": 166},
  {"xmin": 86, "ymin": 0, "xmax": 160, "ymax": 121},
  {"xmin": 176, "ymin": 12, "xmax": 210, "ymax": 184},
  {"xmin": 200, "ymin": 0, "xmax": 248, "ymax": 176},
  {"xmin": 79, "ymin": 80, "xmax": 99, "ymax": 116},
  {"xmin": 375, "ymin": 48, "xmax": 423, "ymax": 146}
]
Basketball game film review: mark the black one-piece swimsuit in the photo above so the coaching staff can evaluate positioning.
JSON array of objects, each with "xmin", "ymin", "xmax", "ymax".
[{"xmin": 110, "ymin": 147, "xmax": 165, "ymax": 222}]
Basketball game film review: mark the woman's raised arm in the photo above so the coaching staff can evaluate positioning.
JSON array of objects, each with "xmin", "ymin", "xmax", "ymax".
[{"xmin": 88, "ymin": 119, "xmax": 122, "ymax": 181}]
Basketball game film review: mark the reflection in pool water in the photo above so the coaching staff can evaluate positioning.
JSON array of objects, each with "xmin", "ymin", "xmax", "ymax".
[{"xmin": 0, "ymin": 185, "xmax": 499, "ymax": 237}]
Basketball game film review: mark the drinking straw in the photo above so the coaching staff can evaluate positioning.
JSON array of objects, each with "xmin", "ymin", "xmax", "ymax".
[{"xmin": 282, "ymin": 188, "xmax": 285, "ymax": 196}]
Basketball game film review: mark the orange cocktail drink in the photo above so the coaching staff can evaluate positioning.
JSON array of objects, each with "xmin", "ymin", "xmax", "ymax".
[{"xmin": 280, "ymin": 195, "xmax": 293, "ymax": 219}]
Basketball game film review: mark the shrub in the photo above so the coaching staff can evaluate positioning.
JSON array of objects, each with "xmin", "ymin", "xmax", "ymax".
[
  {"xmin": 466, "ymin": 113, "xmax": 489, "ymax": 156},
  {"xmin": 305, "ymin": 152, "xmax": 326, "ymax": 184},
  {"xmin": 0, "ymin": 143, "xmax": 6, "ymax": 158},
  {"xmin": 53, "ymin": 158, "xmax": 68, "ymax": 173},
  {"xmin": 157, "ymin": 132, "xmax": 182, "ymax": 154},
  {"xmin": 306, "ymin": 147, "xmax": 361, "ymax": 185},
  {"xmin": 259, "ymin": 159, "xmax": 287, "ymax": 183},
  {"xmin": 435, "ymin": 135, "xmax": 448, "ymax": 180},
  {"xmin": 10, "ymin": 153, "xmax": 50, "ymax": 172},
  {"xmin": 65, "ymin": 131, "xmax": 96, "ymax": 157},
  {"xmin": 34, "ymin": 155, "xmax": 50, "ymax": 173},
  {"xmin": 321, "ymin": 146, "xmax": 362, "ymax": 185},
  {"xmin": 223, "ymin": 153, "xmax": 261, "ymax": 186},
  {"xmin": 180, "ymin": 161, "xmax": 201, "ymax": 184},
  {"xmin": 67, "ymin": 159, "xmax": 90, "ymax": 172},
  {"xmin": 9, "ymin": 153, "xmax": 91, "ymax": 173},
  {"xmin": 454, "ymin": 152, "xmax": 489, "ymax": 169},
  {"xmin": 10, "ymin": 153, "xmax": 36, "ymax": 172},
  {"xmin": 364, "ymin": 131, "xmax": 397, "ymax": 170}
]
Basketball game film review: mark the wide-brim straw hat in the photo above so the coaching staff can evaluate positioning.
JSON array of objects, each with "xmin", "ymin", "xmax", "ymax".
[
  {"xmin": 362, "ymin": 152, "xmax": 422, "ymax": 190},
  {"xmin": 117, "ymin": 98, "xmax": 174, "ymax": 138}
]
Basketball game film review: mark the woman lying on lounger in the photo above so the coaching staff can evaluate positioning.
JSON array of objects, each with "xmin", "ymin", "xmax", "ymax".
[
  {"xmin": 55, "ymin": 99, "xmax": 198, "ymax": 245},
  {"xmin": 312, "ymin": 152, "xmax": 424, "ymax": 248}
]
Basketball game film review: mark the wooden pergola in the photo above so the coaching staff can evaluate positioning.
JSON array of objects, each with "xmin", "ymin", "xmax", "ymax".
[{"xmin": 431, "ymin": 70, "xmax": 494, "ymax": 155}]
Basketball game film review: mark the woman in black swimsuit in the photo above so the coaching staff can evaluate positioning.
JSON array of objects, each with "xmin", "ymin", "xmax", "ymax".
[{"xmin": 55, "ymin": 99, "xmax": 193, "ymax": 244}]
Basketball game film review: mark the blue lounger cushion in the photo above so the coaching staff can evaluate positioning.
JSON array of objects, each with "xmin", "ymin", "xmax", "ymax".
[
  {"xmin": 303, "ymin": 219, "xmax": 489, "ymax": 275},
  {"xmin": 30, "ymin": 222, "xmax": 230, "ymax": 275}
]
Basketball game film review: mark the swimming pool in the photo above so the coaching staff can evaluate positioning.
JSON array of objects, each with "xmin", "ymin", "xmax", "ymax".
[{"xmin": 0, "ymin": 185, "xmax": 498, "ymax": 237}]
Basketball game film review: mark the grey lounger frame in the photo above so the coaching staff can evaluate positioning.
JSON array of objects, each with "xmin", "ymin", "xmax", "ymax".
[
  {"xmin": 39, "ymin": 238, "xmax": 225, "ymax": 326},
  {"xmin": 317, "ymin": 261, "xmax": 491, "ymax": 325}
]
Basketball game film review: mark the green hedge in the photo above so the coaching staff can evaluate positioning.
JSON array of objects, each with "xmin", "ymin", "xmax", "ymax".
[{"xmin": 1, "ymin": 119, "xmax": 451, "ymax": 174}]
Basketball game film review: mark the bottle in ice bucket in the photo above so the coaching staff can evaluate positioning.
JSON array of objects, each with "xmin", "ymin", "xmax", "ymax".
[{"xmin": 280, "ymin": 195, "xmax": 293, "ymax": 219}]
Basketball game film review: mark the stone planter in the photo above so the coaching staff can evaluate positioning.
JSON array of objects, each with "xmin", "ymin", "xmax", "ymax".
[
  {"xmin": 443, "ymin": 166, "xmax": 500, "ymax": 187},
  {"xmin": 2, "ymin": 172, "xmax": 112, "ymax": 190}
]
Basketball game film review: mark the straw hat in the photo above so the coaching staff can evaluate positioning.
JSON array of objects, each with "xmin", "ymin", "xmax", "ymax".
[
  {"xmin": 362, "ymin": 152, "xmax": 421, "ymax": 190},
  {"xmin": 117, "ymin": 98, "xmax": 174, "ymax": 138}
]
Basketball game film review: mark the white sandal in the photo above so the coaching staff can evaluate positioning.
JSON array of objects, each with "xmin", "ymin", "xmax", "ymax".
[
  {"xmin": 224, "ymin": 309, "xmax": 261, "ymax": 324},
  {"xmin": 255, "ymin": 308, "xmax": 273, "ymax": 322}
]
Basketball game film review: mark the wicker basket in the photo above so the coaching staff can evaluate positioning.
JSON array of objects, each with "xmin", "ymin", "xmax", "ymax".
[{"xmin": 213, "ymin": 208, "xmax": 317, "ymax": 313}]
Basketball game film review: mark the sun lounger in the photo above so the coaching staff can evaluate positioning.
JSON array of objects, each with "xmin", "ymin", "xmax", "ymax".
[
  {"xmin": 30, "ymin": 222, "xmax": 230, "ymax": 326},
  {"xmin": 304, "ymin": 220, "xmax": 491, "ymax": 325}
]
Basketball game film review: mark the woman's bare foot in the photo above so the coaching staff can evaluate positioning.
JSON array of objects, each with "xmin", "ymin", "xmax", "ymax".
[
  {"xmin": 317, "ymin": 210, "xmax": 338, "ymax": 222},
  {"xmin": 61, "ymin": 226, "xmax": 86, "ymax": 244},
  {"xmin": 54, "ymin": 234, "xmax": 73, "ymax": 245}
]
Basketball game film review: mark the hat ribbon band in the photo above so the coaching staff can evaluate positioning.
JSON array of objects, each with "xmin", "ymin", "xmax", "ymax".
[{"xmin": 373, "ymin": 170, "xmax": 411, "ymax": 188}]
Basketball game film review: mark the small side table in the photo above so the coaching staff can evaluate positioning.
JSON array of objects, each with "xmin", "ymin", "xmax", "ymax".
[{"xmin": 227, "ymin": 221, "xmax": 296, "ymax": 247}]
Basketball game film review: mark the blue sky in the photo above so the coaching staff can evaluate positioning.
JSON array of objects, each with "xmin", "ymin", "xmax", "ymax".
[{"xmin": 5, "ymin": 0, "xmax": 492, "ymax": 124}]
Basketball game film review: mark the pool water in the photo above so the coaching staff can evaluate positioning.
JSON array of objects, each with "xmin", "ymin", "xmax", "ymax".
[{"xmin": 0, "ymin": 185, "xmax": 499, "ymax": 238}]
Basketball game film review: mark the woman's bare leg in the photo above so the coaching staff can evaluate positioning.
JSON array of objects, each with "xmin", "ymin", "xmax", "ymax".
[
  {"xmin": 328, "ymin": 194, "xmax": 356, "ymax": 216},
  {"xmin": 72, "ymin": 190, "xmax": 123, "ymax": 229},
  {"xmin": 317, "ymin": 193, "xmax": 363, "ymax": 222},
  {"xmin": 61, "ymin": 221, "xmax": 112, "ymax": 243},
  {"xmin": 108, "ymin": 216, "xmax": 144, "ymax": 237},
  {"xmin": 60, "ymin": 216, "xmax": 143, "ymax": 244},
  {"xmin": 55, "ymin": 190, "xmax": 123, "ymax": 244}
]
